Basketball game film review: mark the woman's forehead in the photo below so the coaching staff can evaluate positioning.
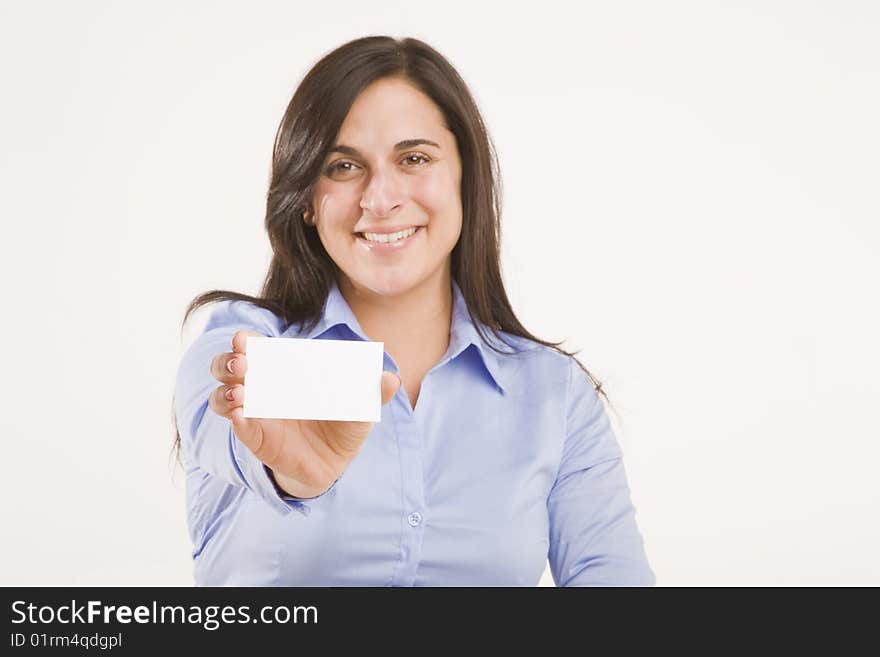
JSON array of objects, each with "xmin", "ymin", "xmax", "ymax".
[{"xmin": 336, "ymin": 79, "xmax": 449, "ymax": 145}]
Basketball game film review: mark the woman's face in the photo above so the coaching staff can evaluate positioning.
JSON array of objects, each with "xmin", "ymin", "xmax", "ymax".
[{"xmin": 308, "ymin": 76, "xmax": 463, "ymax": 299}]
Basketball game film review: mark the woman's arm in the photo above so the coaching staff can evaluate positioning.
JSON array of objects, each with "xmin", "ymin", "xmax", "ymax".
[
  {"xmin": 173, "ymin": 300, "xmax": 327, "ymax": 516},
  {"xmin": 546, "ymin": 357, "xmax": 656, "ymax": 586}
]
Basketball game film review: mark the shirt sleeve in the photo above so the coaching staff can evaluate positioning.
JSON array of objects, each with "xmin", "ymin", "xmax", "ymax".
[
  {"xmin": 547, "ymin": 356, "xmax": 656, "ymax": 586},
  {"xmin": 173, "ymin": 299, "xmax": 338, "ymax": 517}
]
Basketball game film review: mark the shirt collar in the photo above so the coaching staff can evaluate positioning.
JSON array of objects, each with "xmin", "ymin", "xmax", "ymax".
[{"xmin": 290, "ymin": 277, "xmax": 510, "ymax": 393}]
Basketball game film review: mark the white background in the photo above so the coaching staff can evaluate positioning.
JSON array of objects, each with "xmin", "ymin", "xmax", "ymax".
[{"xmin": 1, "ymin": 0, "xmax": 877, "ymax": 586}]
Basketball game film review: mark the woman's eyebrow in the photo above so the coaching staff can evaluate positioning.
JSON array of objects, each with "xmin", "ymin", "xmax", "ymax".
[{"xmin": 329, "ymin": 139, "xmax": 441, "ymax": 157}]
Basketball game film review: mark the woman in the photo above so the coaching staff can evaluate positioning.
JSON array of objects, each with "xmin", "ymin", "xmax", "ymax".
[{"xmin": 173, "ymin": 35, "xmax": 655, "ymax": 586}]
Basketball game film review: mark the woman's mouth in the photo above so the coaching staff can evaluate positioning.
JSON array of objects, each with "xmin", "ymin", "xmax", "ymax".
[{"xmin": 354, "ymin": 226, "xmax": 423, "ymax": 253}]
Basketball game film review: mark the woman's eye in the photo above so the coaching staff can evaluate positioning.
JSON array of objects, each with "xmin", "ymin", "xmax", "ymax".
[
  {"xmin": 402, "ymin": 154, "xmax": 430, "ymax": 166},
  {"xmin": 325, "ymin": 154, "xmax": 430, "ymax": 179},
  {"xmin": 326, "ymin": 161, "xmax": 359, "ymax": 176}
]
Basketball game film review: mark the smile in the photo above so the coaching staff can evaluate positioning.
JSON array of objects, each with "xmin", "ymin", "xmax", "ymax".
[
  {"xmin": 357, "ymin": 226, "xmax": 420, "ymax": 243},
  {"xmin": 354, "ymin": 226, "xmax": 423, "ymax": 253}
]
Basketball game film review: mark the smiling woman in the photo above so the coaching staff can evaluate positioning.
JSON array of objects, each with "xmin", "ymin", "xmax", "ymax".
[
  {"xmin": 171, "ymin": 35, "xmax": 655, "ymax": 586},
  {"xmin": 308, "ymin": 76, "xmax": 463, "ymax": 302}
]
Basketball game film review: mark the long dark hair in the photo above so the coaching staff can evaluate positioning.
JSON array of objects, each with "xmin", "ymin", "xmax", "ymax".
[{"xmin": 171, "ymin": 35, "xmax": 614, "ymax": 465}]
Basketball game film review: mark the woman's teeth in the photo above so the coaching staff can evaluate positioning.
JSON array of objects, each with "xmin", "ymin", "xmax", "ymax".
[{"xmin": 361, "ymin": 226, "xmax": 419, "ymax": 243}]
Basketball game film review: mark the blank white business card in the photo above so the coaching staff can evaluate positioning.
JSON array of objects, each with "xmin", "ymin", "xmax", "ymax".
[{"xmin": 242, "ymin": 336, "xmax": 385, "ymax": 422}]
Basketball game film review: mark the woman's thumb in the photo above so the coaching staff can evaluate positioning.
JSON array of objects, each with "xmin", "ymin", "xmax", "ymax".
[{"xmin": 380, "ymin": 371, "xmax": 402, "ymax": 406}]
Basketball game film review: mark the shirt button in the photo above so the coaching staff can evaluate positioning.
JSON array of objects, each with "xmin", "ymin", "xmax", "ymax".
[{"xmin": 408, "ymin": 512, "xmax": 422, "ymax": 527}]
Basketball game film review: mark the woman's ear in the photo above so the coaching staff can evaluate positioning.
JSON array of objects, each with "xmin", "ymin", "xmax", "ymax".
[{"xmin": 302, "ymin": 207, "xmax": 313, "ymax": 226}]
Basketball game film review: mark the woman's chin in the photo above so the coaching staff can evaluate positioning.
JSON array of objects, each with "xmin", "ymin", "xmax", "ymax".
[{"xmin": 351, "ymin": 271, "xmax": 424, "ymax": 299}]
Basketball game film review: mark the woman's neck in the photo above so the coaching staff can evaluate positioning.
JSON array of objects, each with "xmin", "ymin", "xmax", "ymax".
[{"xmin": 337, "ymin": 270, "xmax": 453, "ymax": 374}]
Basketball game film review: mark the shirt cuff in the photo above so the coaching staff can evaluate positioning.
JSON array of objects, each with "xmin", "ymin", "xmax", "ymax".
[
  {"xmin": 264, "ymin": 464, "xmax": 344, "ymax": 507},
  {"xmin": 228, "ymin": 425, "xmax": 312, "ymax": 517}
]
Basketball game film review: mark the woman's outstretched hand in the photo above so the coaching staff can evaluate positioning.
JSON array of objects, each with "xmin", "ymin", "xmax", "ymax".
[{"xmin": 208, "ymin": 329, "xmax": 402, "ymax": 498}]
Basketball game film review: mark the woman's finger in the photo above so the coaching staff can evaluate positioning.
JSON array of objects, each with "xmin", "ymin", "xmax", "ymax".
[
  {"xmin": 208, "ymin": 383, "xmax": 243, "ymax": 419},
  {"xmin": 232, "ymin": 329, "xmax": 265, "ymax": 356},
  {"xmin": 381, "ymin": 371, "xmax": 402, "ymax": 405},
  {"xmin": 207, "ymin": 383, "xmax": 263, "ymax": 456},
  {"xmin": 210, "ymin": 352, "xmax": 247, "ymax": 385}
]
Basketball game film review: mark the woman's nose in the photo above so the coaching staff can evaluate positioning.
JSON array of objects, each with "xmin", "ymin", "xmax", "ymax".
[{"xmin": 360, "ymin": 167, "xmax": 402, "ymax": 217}]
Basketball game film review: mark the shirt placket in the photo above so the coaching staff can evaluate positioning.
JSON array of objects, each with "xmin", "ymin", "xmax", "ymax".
[{"xmin": 388, "ymin": 383, "xmax": 426, "ymax": 586}]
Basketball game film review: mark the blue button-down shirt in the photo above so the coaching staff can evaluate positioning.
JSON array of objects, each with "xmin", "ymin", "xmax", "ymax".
[{"xmin": 173, "ymin": 278, "xmax": 655, "ymax": 586}]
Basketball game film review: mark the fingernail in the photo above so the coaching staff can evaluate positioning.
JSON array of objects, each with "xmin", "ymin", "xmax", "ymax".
[
  {"xmin": 225, "ymin": 387, "xmax": 235, "ymax": 401},
  {"xmin": 227, "ymin": 358, "xmax": 236, "ymax": 374}
]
